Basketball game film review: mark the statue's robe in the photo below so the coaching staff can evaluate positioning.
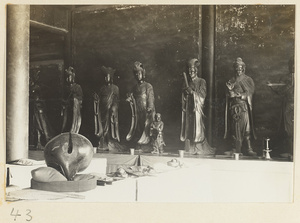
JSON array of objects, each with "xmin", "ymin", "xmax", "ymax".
[
  {"xmin": 150, "ymin": 121, "xmax": 166, "ymax": 153},
  {"xmin": 30, "ymin": 84, "xmax": 54, "ymax": 148},
  {"xmin": 224, "ymin": 74, "xmax": 256, "ymax": 153},
  {"xmin": 270, "ymin": 72, "xmax": 294, "ymax": 154},
  {"xmin": 276, "ymin": 73, "xmax": 294, "ymax": 138},
  {"xmin": 94, "ymin": 84, "xmax": 120, "ymax": 150},
  {"xmin": 62, "ymin": 83, "xmax": 83, "ymax": 134},
  {"xmin": 132, "ymin": 81, "xmax": 155, "ymax": 145},
  {"xmin": 181, "ymin": 76, "xmax": 215, "ymax": 155}
]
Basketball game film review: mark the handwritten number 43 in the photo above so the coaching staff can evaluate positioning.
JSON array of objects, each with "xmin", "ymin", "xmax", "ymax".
[{"xmin": 10, "ymin": 208, "xmax": 32, "ymax": 221}]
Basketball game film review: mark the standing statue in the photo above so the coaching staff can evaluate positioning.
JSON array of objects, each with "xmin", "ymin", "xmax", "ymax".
[
  {"xmin": 126, "ymin": 61, "xmax": 155, "ymax": 151},
  {"xmin": 150, "ymin": 113, "xmax": 166, "ymax": 154},
  {"xmin": 224, "ymin": 57, "xmax": 257, "ymax": 156},
  {"xmin": 94, "ymin": 66, "xmax": 120, "ymax": 151},
  {"xmin": 180, "ymin": 58, "xmax": 215, "ymax": 155},
  {"xmin": 61, "ymin": 66, "xmax": 83, "ymax": 134},
  {"xmin": 267, "ymin": 57, "xmax": 294, "ymax": 158},
  {"xmin": 29, "ymin": 70, "xmax": 54, "ymax": 150}
]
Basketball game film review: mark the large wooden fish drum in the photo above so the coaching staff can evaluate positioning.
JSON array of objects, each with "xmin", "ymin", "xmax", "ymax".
[{"xmin": 31, "ymin": 133, "xmax": 96, "ymax": 192}]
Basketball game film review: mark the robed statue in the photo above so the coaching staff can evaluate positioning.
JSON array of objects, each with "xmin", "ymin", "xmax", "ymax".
[
  {"xmin": 61, "ymin": 66, "xmax": 83, "ymax": 134},
  {"xmin": 94, "ymin": 66, "xmax": 121, "ymax": 151},
  {"xmin": 180, "ymin": 58, "xmax": 215, "ymax": 155},
  {"xmin": 267, "ymin": 57, "xmax": 294, "ymax": 158},
  {"xmin": 29, "ymin": 69, "xmax": 54, "ymax": 150},
  {"xmin": 224, "ymin": 57, "xmax": 257, "ymax": 156},
  {"xmin": 126, "ymin": 61, "xmax": 155, "ymax": 151}
]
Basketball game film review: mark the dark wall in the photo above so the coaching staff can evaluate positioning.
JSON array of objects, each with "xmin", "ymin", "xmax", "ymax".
[
  {"xmin": 29, "ymin": 5, "xmax": 295, "ymax": 154},
  {"xmin": 72, "ymin": 5, "xmax": 201, "ymax": 149},
  {"xmin": 214, "ymin": 5, "xmax": 295, "ymax": 154},
  {"xmin": 30, "ymin": 5, "xmax": 69, "ymax": 30}
]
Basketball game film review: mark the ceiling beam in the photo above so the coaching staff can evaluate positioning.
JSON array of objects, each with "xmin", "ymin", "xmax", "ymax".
[
  {"xmin": 71, "ymin": 5, "xmax": 140, "ymax": 12},
  {"xmin": 30, "ymin": 20, "xmax": 68, "ymax": 35}
]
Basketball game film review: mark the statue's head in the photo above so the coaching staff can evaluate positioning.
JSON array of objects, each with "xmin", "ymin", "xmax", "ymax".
[
  {"xmin": 65, "ymin": 66, "xmax": 76, "ymax": 84},
  {"xmin": 155, "ymin": 113, "xmax": 161, "ymax": 122},
  {"xmin": 44, "ymin": 133, "xmax": 94, "ymax": 181},
  {"xmin": 188, "ymin": 59, "xmax": 200, "ymax": 79},
  {"xmin": 133, "ymin": 61, "xmax": 145, "ymax": 82},
  {"xmin": 101, "ymin": 66, "xmax": 116, "ymax": 84},
  {"xmin": 233, "ymin": 57, "xmax": 246, "ymax": 76}
]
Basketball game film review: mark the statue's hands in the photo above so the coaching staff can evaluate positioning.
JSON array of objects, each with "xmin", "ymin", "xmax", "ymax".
[
  {"xmin": 226, "ymin": 81, "xmax": 234, "ymax": 90},
  {"xmin": 185, "ymin": 87, "xmax": 193, "ymax": 95},
  {"xmin": 126, "ymin": 93, "xmax": 132, "ymax": 102},
  {"xmin": 229, "ymin": 91, "xmax": 241, "ymax": 98},
  {"xmin": 146, "ymin": 107, "xmax": 152, "ymax": 113},
  {"xmin": 235, "ymin": 92, "xmax": 241, "ymax": 97}
]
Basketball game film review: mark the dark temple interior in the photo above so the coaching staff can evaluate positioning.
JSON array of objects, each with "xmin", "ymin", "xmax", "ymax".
[{"xmin": 12, "ymin": 5, "xmax": 295, "ymax": 158}]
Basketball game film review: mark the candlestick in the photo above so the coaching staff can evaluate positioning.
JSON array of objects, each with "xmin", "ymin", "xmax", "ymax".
[{"xmin": 264, "ymin": 138, "xmax": 272, "ymax": 160}]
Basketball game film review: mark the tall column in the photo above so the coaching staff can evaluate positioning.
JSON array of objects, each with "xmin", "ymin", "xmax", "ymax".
[
  {"xmin": 197, "ymin": 6, "xmax": 202, "ymax": 76},
  {"xmin": 64, "ymin": 6, "xmax": 74, "ymax": 67},
  {"xmin": 202, "ymin": 5, "xmax": 215, "ymax": 144},
  {"xmin": 6, "ymin": 5, "xmax": 30, "ymax": 162}
]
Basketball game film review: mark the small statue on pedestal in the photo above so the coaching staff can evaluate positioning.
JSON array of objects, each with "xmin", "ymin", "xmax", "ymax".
[
  {"xmin": 94, "ymin": 66, "xmax": 122, "ymax": 152},
  {"xmin": 29, "ymin": 69, "xmax": 54, "ymax": 150},
  {"xmin": 126, "ymin": 61, "xmax": 155, "ymax": 152},
  {"xmin": 150, "ymin": 113, "xmax": 166, "ymax": 154},
  {"xmin": 61, "ymin": 66, "xmax": 83, "ymax": 134}
]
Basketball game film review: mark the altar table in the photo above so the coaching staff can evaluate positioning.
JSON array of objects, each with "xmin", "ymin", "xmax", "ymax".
[
  {"xmin": 5, "ymin": 151, "xmax": 294, "ymax": 202},
  {"xmin": 136, "ymin": 158, "xmax": 293, "ymax": 202}
]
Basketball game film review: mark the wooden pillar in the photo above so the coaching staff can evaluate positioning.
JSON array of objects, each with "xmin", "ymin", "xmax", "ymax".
[
  {"xmin": 202, "ymin": 5, "xmax": 215, "ymax": 144},
  {"xmin": 197, "ymin": 6, "xmax": 203, "ymax": 76},
  {"xmin": 64, "ymin": 6, "xmax": 74, "ymax": 67},
  {"xmin": 6, "ymin": 5, "xmax": 30, "ymax": 162}
]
